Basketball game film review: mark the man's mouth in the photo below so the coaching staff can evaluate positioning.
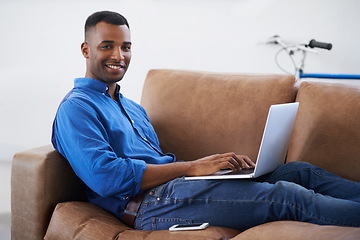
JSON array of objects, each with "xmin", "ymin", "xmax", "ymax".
[{"xmin": 106, "ymin": 64, "xmax": 122, "ymax": 70}]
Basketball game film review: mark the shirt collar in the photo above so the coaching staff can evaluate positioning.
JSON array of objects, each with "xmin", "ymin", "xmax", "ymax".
[{"xmin": 74, "ymin": 78, "xmax": 121, "ymax": 96}]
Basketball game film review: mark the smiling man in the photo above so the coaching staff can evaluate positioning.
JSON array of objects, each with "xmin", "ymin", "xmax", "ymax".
[
  {"xmin": 81, "ymin": 19, "xmax": 132, "ymax": 99},
  {"xmin": 52, "ymin": 11, "xmax": 360, "ymax": 232}
]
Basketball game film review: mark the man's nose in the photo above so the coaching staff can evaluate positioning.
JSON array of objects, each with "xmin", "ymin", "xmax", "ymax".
[{"xmin": 111, "ymin": 47, "xmax": 124, "ymax": 61}]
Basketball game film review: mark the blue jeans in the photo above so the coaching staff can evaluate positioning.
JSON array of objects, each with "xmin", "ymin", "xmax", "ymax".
[{"xmin": 134, "ymin": 162, "xmax": 360, "ymax": 231}]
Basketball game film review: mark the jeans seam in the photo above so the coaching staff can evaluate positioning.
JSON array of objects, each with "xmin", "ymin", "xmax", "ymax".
[
  {"xmin": 268, "ymin": 199, "xmax": 358, "ymax": 226},
  {"xmin": 135, "ymin": 198, "xmax": 149, "ymax": 229},
  {"xmin": 309, "ymin": 169, "xmax": 359, "ymax": 184},
  {"xmin": 142, "ymin": 196, "xmax": 357, "ymax": 227},
  {"xmin": 265, "ymin": 167, "xmax": 355, "ymax": 184},
  {"xmin": 151, "ymin": 217, "xmax": 193, "ymax": 230}
]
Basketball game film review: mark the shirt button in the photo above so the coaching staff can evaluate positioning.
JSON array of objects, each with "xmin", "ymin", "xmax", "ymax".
[{"xmin": 132, "ymin": 120, "xmax": 135, "ymax": 124}]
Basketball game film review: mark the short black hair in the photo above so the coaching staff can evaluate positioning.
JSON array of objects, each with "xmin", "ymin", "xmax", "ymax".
[{"xmin": 84, "ymin": 11, "xmax": 129, "ymax": 39}]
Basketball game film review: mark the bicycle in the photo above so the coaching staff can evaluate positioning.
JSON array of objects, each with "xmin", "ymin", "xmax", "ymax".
[{"xmin": 266, "ymin": 35, "xmax": 360, "ymax": 80}]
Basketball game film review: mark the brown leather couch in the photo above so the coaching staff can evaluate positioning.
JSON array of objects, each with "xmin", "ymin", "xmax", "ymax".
[{"xmin": 11, "ymin": 69, "xmax": 360, "ymax": 239}]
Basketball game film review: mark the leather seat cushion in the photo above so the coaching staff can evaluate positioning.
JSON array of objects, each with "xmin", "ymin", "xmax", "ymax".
[{"xmin": 44, "ymin": 201, "xmax": 241, "ymax": 240}]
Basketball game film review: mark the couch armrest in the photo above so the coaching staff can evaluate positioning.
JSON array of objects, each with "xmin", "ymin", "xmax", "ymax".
[{"xmin": 11, "ymin": 145, "xmax": 86, "ymax": 240}]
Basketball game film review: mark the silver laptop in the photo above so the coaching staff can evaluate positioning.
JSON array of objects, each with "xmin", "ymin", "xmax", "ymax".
[{"xmin": 184, "ymin": 102, "xmax": 299, "ymax": 180}]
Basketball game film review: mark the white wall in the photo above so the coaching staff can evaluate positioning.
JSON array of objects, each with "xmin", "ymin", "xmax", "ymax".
[{"xmin": 1, "ymin": 0, "xmax": 360, "ymax": 161}]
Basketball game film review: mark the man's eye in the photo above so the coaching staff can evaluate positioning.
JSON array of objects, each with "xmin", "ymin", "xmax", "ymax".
[
  {"xmin": 100, "ymin": 45, "xmax": 111, "ymax": 49},
  {"xmin": 122, "ymin": 46, "xmax": 131, "ymax": 51}
]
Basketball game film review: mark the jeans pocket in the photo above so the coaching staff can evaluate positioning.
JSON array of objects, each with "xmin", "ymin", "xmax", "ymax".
[
  {"xmin": 147, "ymin": 182, "xmax": 169, "ymax": 199},
  {"xmin": 151, "ymin": 217, "xmax": 193, "ymax": 231}
]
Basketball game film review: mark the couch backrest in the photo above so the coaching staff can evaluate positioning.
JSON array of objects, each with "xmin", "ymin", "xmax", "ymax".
[
  {"xmin": 141, "ymin": 69, "xmax": 296, "ymax": 162},
  {"xmin": 287, "ymin": 81, "xmax": 360, "ymax": 182}
]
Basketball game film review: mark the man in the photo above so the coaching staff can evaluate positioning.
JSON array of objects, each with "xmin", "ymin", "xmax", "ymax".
[{"xmin": 52, "ymin": 11, "xmax": 360, "ymax": 231}]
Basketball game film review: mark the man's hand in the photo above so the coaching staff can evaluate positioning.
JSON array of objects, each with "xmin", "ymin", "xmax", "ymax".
[
  {"xmin": 186, "ymin": 153, "xmax": 255, "ymax": 177},
  {"xmin": 141, "ymin": 153, "xmax": 255, "ymax": 190}
]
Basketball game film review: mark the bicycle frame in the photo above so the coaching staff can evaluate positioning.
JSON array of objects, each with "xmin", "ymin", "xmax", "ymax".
[{"xmin": 299, "ymin": 70, "xmax": 360, "ymax": 79}]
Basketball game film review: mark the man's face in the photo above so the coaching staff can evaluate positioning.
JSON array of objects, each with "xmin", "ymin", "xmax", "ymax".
[{"xmin": 81, "ymin": 22, "xmax": 131, "ymax": 84}]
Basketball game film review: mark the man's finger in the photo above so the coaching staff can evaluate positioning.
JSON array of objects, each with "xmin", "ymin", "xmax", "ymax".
[{"xmin": 243, "ymin": 155, "xmax": 256, "ymax": 168}]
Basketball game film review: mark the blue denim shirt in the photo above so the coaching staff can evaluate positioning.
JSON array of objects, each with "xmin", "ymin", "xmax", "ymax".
[{"xmin": 51, "ymin": 78, "xmax": 175, "ymax": 219}]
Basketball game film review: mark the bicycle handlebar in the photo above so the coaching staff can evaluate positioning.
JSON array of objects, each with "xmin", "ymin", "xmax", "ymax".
[
  {"xmin": 308, "ymin": 39, "xmax": 332, "ymax": 50},
  {"xmin": 266, "ymin": 35, "xmax": 336, "ymax": 76}
]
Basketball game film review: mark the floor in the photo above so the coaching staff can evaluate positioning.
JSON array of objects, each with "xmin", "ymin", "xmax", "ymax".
[{"xmin": 0, "ymin": 161, "xmax": 12, "ymax": 240}]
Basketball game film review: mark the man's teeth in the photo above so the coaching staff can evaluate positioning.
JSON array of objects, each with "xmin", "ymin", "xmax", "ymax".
[{"xmin": 107, "ymin": 65, "xmax": 121, "ymax": 69}]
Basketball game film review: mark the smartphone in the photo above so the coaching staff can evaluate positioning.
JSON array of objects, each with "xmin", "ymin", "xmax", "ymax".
[{"xmin": 169, "ymin": 222, "xmax": 209, "ymax": 231}]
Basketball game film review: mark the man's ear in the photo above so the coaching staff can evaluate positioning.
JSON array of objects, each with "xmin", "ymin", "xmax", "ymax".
[{"xmin": 81, "ymin": 42, "xmax": 90, "ymax": 58}]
